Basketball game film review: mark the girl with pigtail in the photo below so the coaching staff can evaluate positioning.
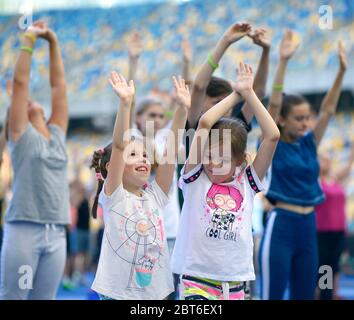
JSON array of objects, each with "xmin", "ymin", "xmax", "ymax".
[{"xmin": 89, "ymin": 72, "xmax": 190, "ymax": 300}]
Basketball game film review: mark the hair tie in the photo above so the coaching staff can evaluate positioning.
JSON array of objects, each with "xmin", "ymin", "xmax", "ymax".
[
  {"xmin": 96, "ymin": 172, "xmax": 104, "ymax": 181},
  {"xmin": 98, "ymin": 148, "xmax": 105, "ymax": 155}
]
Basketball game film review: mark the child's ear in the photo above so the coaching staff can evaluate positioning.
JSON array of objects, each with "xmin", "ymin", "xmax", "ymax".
[{"xmin": 105, "ymin": 161, "xmax": 110, "ymax": 171}]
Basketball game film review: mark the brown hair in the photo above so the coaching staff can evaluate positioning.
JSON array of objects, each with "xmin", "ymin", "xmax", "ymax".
[
  {"xmin": 206, "ymin": 76, "xmax": 233, "ymax": 98},
  {"xmin": 90, "ymin": 143, "xmax": 112, "ymax": 218},
  {"xmin": 210, "ymin": 118, "xmax": 248, "ymax": 164},
  {"xmin": 280, "ymin": 94, "xmax": 308, "ymax": 119}
]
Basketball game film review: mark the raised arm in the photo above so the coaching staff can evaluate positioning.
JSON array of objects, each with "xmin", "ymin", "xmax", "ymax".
[
  {"xmin": 181, "ymin": 39, "xmax": 193, "ymax": 86},
  {"xmin": 155, "ymin": 76, "xmax": 190, "ymax": 194},
  {"xmin": 241, "ymin": 28, "xmax": 271, "ymax": 124},
  {"xmin": 105, "ymin": 72, "xmax": 135, "ymax": 195},
  {"xmin": 267, "ymin": 29, "xmax": 300, "ymax": 123},
  {"xmin": 233, "ymin": 63, "xmax": 280, "ymax": 180},
  {"xmin": 8, "ymin": 23, "xmax": 40, "ymax": 141},
  {"xmin": 335, "ymin": 142, "xmax": 354, "ymax": 183},
  {"xmin": 189, "ymin": 22, "xmax": 251, "ymax": 128},
  {"xmin": 185, "ymin": 91, "xmax": 243, "ymax": 174},
  {"xmin": 127, "ymin": 31, "xmax": 143, "ymax": 128},
  {"xmin": 313, "ymin": 41, "xmax": 347, "ymax": 146},
  {"xmin": 29, "ymin": 22, "xmax": 69, "ymax": 133}
]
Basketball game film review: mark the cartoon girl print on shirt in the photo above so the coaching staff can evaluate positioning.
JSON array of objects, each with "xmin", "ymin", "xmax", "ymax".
[{"xmin": 206, "ymin": 184, "xmax": 243, "ymax": 231}]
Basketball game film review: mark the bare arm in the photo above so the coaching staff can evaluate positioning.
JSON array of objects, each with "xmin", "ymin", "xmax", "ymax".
[
  {"xmin": 156, "ymin": 77, "xmax": 189, "ymax": 194},
  {"xmin": 313, "ymin": 41, "xmax": 347, "ymax": 146},
  {"xmin": 181, "ymin": 39, "xmax": 193, "ymax": 85},
  {"xmin": 185, "ymin": 92, "xmax": 242, "ymax": 174},
  {"xmin": 127, "ymin": 31, "xmax": 142, "ymax": 128},
  {"xmin": 233, "ymin": 63, "xmax": 280, "ymax": 181},
  {"xmin": 8, "ymin": 31, "xmax": 36, "ymax": 141},
  {"xmin": 241, "ymin": 28, "xmax": 271, "ymax": 124},
  {"xmin": 267, "ymin": 29, "xmax": 300, "ymax": 123},
  {"xmin": 189, "ymin": 22, "xmax": 252, "ymax": 128},
  {"xmin": 46, "ymin": 30, "xmax": 69, "ymax": 133},
  {"xmin": 105, "ymin": 72, "xmax": 135, "ymax": 196},
  {"xmin": 335, "ymin": 142, "xmax": 354, "ymax": 183}
]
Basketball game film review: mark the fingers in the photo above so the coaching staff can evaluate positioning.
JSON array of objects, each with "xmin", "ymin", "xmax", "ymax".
[
  {"xmin": 109, "ymin": 71, "xmax": 128, "ymax": 86},
  {"xmin": 237, "ymin": 62, "xmax": 253, "ymax": 75},
  {"xmin": 172, "ymin": 75, "xmax": 188, "ymax": 90}
]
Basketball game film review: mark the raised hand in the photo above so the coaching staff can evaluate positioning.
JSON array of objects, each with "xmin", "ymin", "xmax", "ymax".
[
  {"xmin": 109, "ymin": 71, "xmax": 135, "ymax": 103},
  {"xmin": 248, "ymin": 28, "xmax": 271, "ymax": 49},
  {"xmin": 181, "ymin": 39, "xmax": 192, "ymax": 63},
  {"xmin": 27, "ymin": 20, "xmax": 54, "ymax": 41},
  {"xmin": 128, "ymin": 31, "xmax": 143, "ymax": 59},
  {"xmin": 232, "ymin": 62, "xmax": 254, "ymax": 96},
  {"xmin": 338, "ymin": 41, "xmax": 347, "ymax": 71},
  {"xmin": 279, "ymin": 29, "xmax": 300, "ymax": 60},
  {"xmin": 172, "ymin": 76, "xmax": 191, "ymax": 111},
  {"xmin": 222, "ymin": 21, "xmax": 252, "ymax": 45}
]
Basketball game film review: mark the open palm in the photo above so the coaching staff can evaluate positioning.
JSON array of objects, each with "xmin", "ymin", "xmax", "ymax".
[
  {"xmin": 233, "ymin": 62, "xmax": 254, "ymax": 94},
  {"xmin": 109, "ymin": 72, "xmax": 135, "ymax": 101},
  {"xmin": 279, "ymin": 29, "xmax": 300, "ymax": 60},
  {"xmin": 172, "ymin": 76, "xmax": 191, "ymax": 111}
]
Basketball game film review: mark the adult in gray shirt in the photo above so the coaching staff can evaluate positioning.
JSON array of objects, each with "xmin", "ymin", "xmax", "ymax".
[{"xmin": 0, "ymin": 21, "xmax": 69, "ymax": 300}]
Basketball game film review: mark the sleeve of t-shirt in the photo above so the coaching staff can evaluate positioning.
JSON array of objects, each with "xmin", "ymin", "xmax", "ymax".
[
  {"xmin": 98, "ymin": 183, "xmax": 125, "ymax": 211},
  {"xmin": 48, "ymin": 124, "xmax": 66, "ymax": 145},
  {"xmin": 8, "ymin": 124, "xmax": 41, "ymax": 164},
  {"xmin": 245, "ymin": 164, "xmax": 265, "ymax": 195},
  {"xmin": 178, "ymin": 162, "xmax": 204, "ymax": 192},
  {"xmin": 147, "ymin": 180, "xmax": 170, "ymax": 209},
  {"xmin": 300, "ymin": 130, "xmax": 317, "ymax": 153}
]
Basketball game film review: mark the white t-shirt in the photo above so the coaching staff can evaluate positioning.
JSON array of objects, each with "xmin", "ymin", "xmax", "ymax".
[
  {"xmin": 154, "ymin": 127, "xmax": 180, "ymax": 240},
  {"xmin": 91, "ymin": 180, "xmax": 174, "ymax": 300},
  {"xmin": 171, "ymin": 163, "xmax": 264, "ymax": 282},
  {"xmin": 132, "ymin": 123, "xmax": 181, "ymax": 240}
]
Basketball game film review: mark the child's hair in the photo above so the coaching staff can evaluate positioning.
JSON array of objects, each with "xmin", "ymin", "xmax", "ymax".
[
  {"xmin": 206, "ymin": 76, "xmax": 233, "ymax": 98},
  {"xmin": 210, "ymin": 118, "xmax": 248, "ymax": 163},
  {"xmin": 280, "ymin": 94, "xmax": 309, "ymax": 119},
  {"xmin": 90, "ymin": 143, "xmax": 112, "ymax": 218},
  {"xmin": 135, "ymin": 96, "xmax": 164, "ymax": 116},
  {"xmin": 206, "ymin": 184, "xmax": 243, "ymax": 212}
]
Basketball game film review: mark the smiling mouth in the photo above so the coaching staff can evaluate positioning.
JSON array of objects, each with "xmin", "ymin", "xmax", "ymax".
[{"xmin": 135, "ymin": 165, "xmax": 148, "ymax": 173}]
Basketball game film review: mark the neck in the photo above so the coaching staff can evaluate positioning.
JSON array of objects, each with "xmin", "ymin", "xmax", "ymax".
[
  {"xmin": 280, "ymin": 131, "xmax": 297, "ymax": 143},
  {"xmin": 124, "ymin": 183, "xmax": 142, "ymax": 197}
]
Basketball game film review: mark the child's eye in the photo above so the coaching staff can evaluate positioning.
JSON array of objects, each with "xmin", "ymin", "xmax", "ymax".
[
  {"xmin": 130, "ymin": 152, "xmax": 136, "ymax": 156},
  {"xmin": 143, "ymin": 153, "xmax": 147, "ymax": 158}
]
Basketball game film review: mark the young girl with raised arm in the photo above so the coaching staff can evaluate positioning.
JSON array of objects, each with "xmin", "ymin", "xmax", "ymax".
[
  {"xmin": 90, "ymin": 73, "xmax": 190, "ymax": 300},
  {"xmin": 171, "ymin": 62, "xmax": 280, "ymax": 300},
  {"xmin": 258, "ymin": 31, "xmax": 347, "ymax": 300}
]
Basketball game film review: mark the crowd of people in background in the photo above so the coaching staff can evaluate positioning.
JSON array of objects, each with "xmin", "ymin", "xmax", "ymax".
[{"xmin": 0, "ymin": 9, "xmax": 353, "ymax": 301}]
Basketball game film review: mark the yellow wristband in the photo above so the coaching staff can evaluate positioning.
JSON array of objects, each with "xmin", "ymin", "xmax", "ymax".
[
  {"xmin": 273, "ymin": 83, "xmax": 283, "ymax": 91},
  {"xmin": 24, "ymin": 32, "xmax": 37, "ymax": 45},
  {"xmin": 208, "ymin": 53, "xmax": 219, "ymax": 70},
  {"xmin": 20, "ymin": 46, "xmax": 33, "ymax": 54}
]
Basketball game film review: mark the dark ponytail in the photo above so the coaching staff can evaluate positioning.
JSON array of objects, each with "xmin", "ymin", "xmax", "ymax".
[{"xmin": 90, "ymin": 143, "xmax": 112, "ymax": 218}]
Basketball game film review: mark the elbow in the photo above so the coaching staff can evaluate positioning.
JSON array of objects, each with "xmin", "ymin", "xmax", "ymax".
[
  {"xmin": 198, "ymin": 116, "xmax": 212, "ymax": 130},
  {"xmin": 266, "ymin": 128, "xmax": 281, "ymax": 143},
  {"xmin": 13, "ymin": 76, "xmax": 28, "ymax": 88},
  {"xmin": 193, "ymin": 79, "xmax": 207, "ymax": 93}
]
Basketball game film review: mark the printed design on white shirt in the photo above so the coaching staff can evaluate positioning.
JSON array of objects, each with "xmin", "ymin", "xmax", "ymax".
[
  {"xmin": 204, "ymin": 172, "xmax": 245, "ymax": 242},
  {"xmin": 105, "ymin": 197, "xmax": 165, "ymax": 291}
]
